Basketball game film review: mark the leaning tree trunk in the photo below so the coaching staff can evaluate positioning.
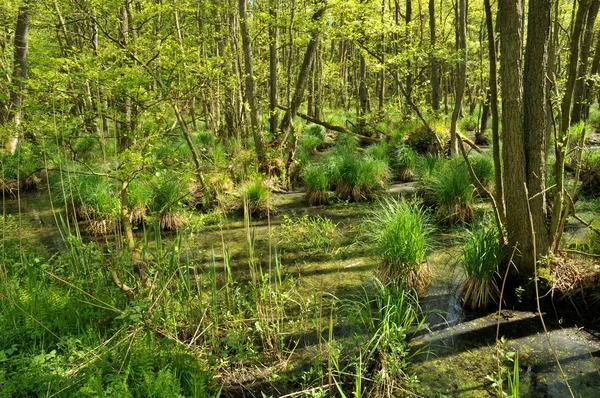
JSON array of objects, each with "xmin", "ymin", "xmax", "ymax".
[
  {"xmin": 239, "ymin": 0, "xmax": 268, "ymax": 172},
  {"xmin": 276, "ymin": 5, "xmax": 326, "ymax": 148},
  {"xmin": 449, "ymin": 0, "xmax": 466, "ymax": 156},
  {"xmin": 2, "ymin": 7, "xmax": 30, "ymax": 154}
]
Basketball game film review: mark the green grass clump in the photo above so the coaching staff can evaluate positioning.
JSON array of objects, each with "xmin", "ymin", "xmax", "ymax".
[
  {"xmin": 581, "ymin": 149, "xmax": 600, "ymax": 197},
  {"xmin": 469, "ymin": 153, "xmax": 495, "ymax": 189},
  {"xmin": 335, "ymin": 155, "xmax": 390, "ymax": 202},
  {"xmin": 430, "ymin": 158, "xmax": 474, "ymax": 225},
  {"xmin": 151, "ymin": 173, "xmax": 189, "ymax": 230},
  {"xmin": 459, "ymin": 114, "xmax": 478, "ymax": 132},
  {"xmin": 303, "ymin": 164, "xmax": 329, "ymax": 205},
  {"xmin": 364, "ymin": 141, "xmax": 390, "ymax": 163},
  {"xmin": 128, "ymin": 179, "xmax": 153, "ymax": 224},
  {"xmin": 344, "ymin": 277, "xmax": 425, "ymax": 392},
  {"xmin": 334, "ymin": 132, "xmax": 360, "ymax": 151},
  {"xmin": 460, "ymin": 224, "xmax": 505, "ymax": 310},
  {"xmin": 299, "ymin": 123, "xmax": 327, "ymax": 151},
  {"xmin": 365, "ymin": 198, "xmax": 431, "ymax": 289},
  {"xmin": 393, "ymin": 144, "xmax": 416, "ymax": 182},
  {"xmin": 0, "ymin": 142, "xmax": 43, "ymax": 193},
  {"xmin": 241, "ymin": 176, "xmax": 272, "ymax": 216}
]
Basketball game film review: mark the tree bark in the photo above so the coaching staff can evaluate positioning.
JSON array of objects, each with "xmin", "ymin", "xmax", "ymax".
[
  {"xmin": 523, "ymin": 0, "xmax": 553, "ymax": 260},
  {"xmin": 484, "ymin": 0, "xmax": 505, "ymax": 223},
  {"xmin": 429, "ymin": 0, "xmax": 439, "ymax": 110},
  {"xmin": 3, "ymin": 7, "xmax": 30, "ymax": 154},
  {"xmin": 269, "ymin": 0, "xmax": 279, "ymax": 135},
  {"xmin": 572, "ymin": 0, "xmax": 600, "ymax": 124},
  {"xmin": 238, "ymin": 0, "xmax": 268, "ymax": 171},
  {"xmin": 449, "ymin": 0, "xmax": 467, "ymax": 156}
]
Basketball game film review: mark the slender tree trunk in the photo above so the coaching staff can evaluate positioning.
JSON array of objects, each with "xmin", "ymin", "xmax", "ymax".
[
  {"xmin": 238, "ymin": 0, "xmax": 268, "ymax": 171},
  {"xmin": 269, "ymin": 0, "xmax": 279, "ymax": 135},
  {"xmin": 572, "ymin": 0, "xmax": 600, "ymax": 124},
  {"xmin": 560, "ymin": 0, "xmax": 591, "ymax": 133},
  {"xmin": 277, "ymin": 5, "xmax": 326, "ymax": 147},
  {"xmin": 405, "ymin": 0, "xmax": 413, "ymax": 92},
  {"xmin": 484, "ymin": 0, "xmax": 505, "ymax": 222},
  {"xmin": 3, "ymin": 7, "xmax": 30, "ymax": 154},
  {"xmin": 429, "ymin": 0, "xmax": 439, "ymax": 110},
  {"xmin": 449, "ymin": 0, "xmax": 466, "ymax": 155}
]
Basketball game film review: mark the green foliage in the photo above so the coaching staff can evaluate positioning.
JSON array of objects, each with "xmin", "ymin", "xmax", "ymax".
[
  {"xmin": 0, "ymin": 142, "xmax": 43, "ymax": 192},
  {"xmin": 460, "ymin": 224, "xmax": 505, "ymax": 310},
  {"xmin": 334, "ymin": 133, "xmax": 360, "ymax": 151},
  {"xmin": 151, "ymin": 172, "xmax": 189, "ymax": 230},
  {"xmin": 459, "ymin": 114, "xmax": 478, "ymax": 132},
  {"xmin": 241, "ymin": 176, "xmax": 272, "ymax": 216},
  {"xmin": 393, "ymin": 144, "xmax": 417, "ymax": 182},
  {"xmin": 364, "ymin": 198, "xmax": 431, "ymax": 285},
  {"xmin": 333, "ymin": 153, "xmax": 390, "ymax": 202},
  {"xmin": 581, "ymin": 149, "xmax": 600, "ymax": 197},
  {"xmin": 469, "ymin": 153, "xmax": 495, "ymax": 188},
  {"xmin": 429, "ymin": 158, "xmax": 475, "ymax": 224},
  {"xmin": 299, "ymin": 123, "xmax": 327, "ymax": 151},
  {"xmin": 364, "ymin": 141, "xmax": 390, "ymax": 163},
  {"xmin": 588, "ymin": 221, "xmax": 600, "ymax": 254},
  {"xmin": 303, "ymin": 164, "xmax": 329, "ymax": 205}
]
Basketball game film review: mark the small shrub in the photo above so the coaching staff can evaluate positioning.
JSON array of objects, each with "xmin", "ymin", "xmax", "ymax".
[
  {"xmin": 365, "ymin": 198, "xmax": 432, "ymax": 290},
  {"xmin": 460, "ymin": 224, "xmax": 505, "ymax": 310},
  {"xmin": 393, "ymin": 144, "xmax": 416, "ymax": 182},
  {"xmin": 303, "ymin": 164, "xmax": 329, "ymax": 206}
]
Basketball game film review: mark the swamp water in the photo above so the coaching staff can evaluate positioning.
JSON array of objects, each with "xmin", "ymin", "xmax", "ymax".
[{"xmin": 3, "ymin": 185, "xmax": 600, "ymax": 397}]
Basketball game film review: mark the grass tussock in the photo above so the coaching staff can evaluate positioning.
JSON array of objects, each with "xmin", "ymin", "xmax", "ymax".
[
  {"xmin": 430, "ymin": 158, "xmax": 475, "ymax": 225},
  {"xmin": 460, "ymin": 224, "xmax": 505, "ymax": 310},
  {"xmin": 303, "ymin": 164, "xmax": 329, "ymax": 206},
  {"xmin": 365, "ymin": 197, "xmax": 431, "ymax": 291}
]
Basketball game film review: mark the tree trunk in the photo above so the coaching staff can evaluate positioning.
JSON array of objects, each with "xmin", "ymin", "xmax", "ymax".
[
  {"xmin": 2, "ymin": 7, "xmax": 30, "ymax": 154},
  {"xmin": 499, "ymin": 0, "xmax": 554, "ymax": 289},
  {"xmin": 269, "ymin": 0, "xmax": 279, "ymax": 134},
  {"xmin": 449, "ymin": 0, "xmax": 466, "ymax": 156},
  {"xmin": 572, "ymin": 0, "xmax": 600, "ymax": 124},
  {"xmin": 484, "ymin": 0, "xmax": 505, "ymax": 222},
  {"xmin": 238, "ymin": 0, "xmax": 268, "ymax": 171},
  {"xmin": 276, "ymin": 5, "xmax": 326, "ymax": 147},
  {"xmin": 523, "ymin": 0, "xmax": 553, "ymax": 259},
  {"xmin": 560, "ymin": 0, "xmax": 591, "ymax": 133},
  {"xmin": 429, "ymin": 0, "xmax": 440, "ymax": 110}
]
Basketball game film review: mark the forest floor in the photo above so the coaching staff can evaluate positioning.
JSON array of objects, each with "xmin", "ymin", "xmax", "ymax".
[{"xmin": 4, "ymin": 182, "xmax": 600, "ymax": 397}]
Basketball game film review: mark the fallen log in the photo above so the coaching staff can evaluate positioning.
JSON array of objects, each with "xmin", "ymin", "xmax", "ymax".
[{"xmin": 276, "ymin": 105, "xmax": 380, "ymax": 145}]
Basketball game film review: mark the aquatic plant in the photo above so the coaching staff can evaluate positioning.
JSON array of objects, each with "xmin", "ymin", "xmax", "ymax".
[
  {"xmin": 151, "ymin": 173, "xmax": 189, "ymax": 230},
  {"xmin": 334, "ymin": 154, "xmax": 390, "ymax": 202},
  {"xmin": 299, "ymin": 123, "xmax": 327, "ymax": 152},
  {"xmin": 303, "ymin": 164, "xmax": 329, "ymax": 206},
  {"xmin": 430, "ymin": 158, "xmax": 475, "ymax": 225},
  {"xmin": 127, "ymin": 179, "xmax": 153, "ymax": 224},
  {"xmin": 460, "ymin": 224, "xmax": 504, "ymax": 310},
  {"xmin": 469, "ymin": 153, "xmax": 495, "ymax": 191},
  {"xmin": 365, "ymin": 197, "xmax": 431, "ymax": 289},
  {"xmin": 364, "ymin": 141, "xmax": 390, "ymax": 163},
  {"xmin": 393, "ymin": 143, "xmax": 417, "ymax": 182},
  {"xmin": 344, "ymin": 277, "xmax": 425, "ymax": 394},
  {"xmin": 278, "ymin": 213, "xmax": 338, "ymax": 254},
  {"xmin": 240, "ymin": 176, "xmax": 272, "ymax": 216}
]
